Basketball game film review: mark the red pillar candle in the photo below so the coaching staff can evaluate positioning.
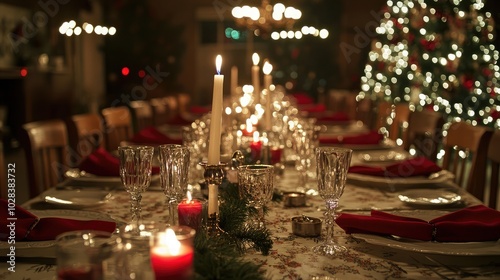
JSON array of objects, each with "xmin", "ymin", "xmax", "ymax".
[
  {"xmin": 177, "ymin": 194, "xmax": 203, "ymax": 230},
  {"xmin": 249, "ymin": 131, "xmax": 262, "ymax": 163},
  {"xmin": 150, "ymin": 229, "xmax": 194, "ymax": 280},
  {"xmin": 270, "ymin": 146, "xmax": 283, "ymax": 165}
]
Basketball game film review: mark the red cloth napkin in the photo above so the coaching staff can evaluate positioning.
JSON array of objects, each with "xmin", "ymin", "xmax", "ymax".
[
  {"xmin": 298, "ymin": 104, "xmax": 327, "ymax": 114},
  {"xmin": 319, "ymin": 130, "xmax": 383, "ymax": 145},
  {"xmin": 316, "ymin": 112, "xmax": 351, "ymax": 123},
  {"xmin": 166, "ymin": 114, "xmax": 193, "ymax": 126},
  {"xmin": 130, "ymin": 126, "xmax": 182, "ymax": 145},
  {"xmin": 349, "ymin": 157, "xmax": 441, "ymax": 178},
  {"xmin": 291, "ymin": 93, "xmax": 314, "ymax": 105},
  {"xmin": 336, "ymin": 205, "xmax": 500, "ymax": 242},
  {"xmin": 0, "ymin": 199, "xmax": 116, "ymax": 241},
  {"xmin": 79, "ymin": 147, "xmax": 159, "ymax": 176}
]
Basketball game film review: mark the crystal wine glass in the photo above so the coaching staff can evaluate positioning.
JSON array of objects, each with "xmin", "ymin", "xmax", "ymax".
[
  {"xmin": 158, "ymin": 144, "xmax": 190, "ymax": 226},
  {"xmin": 118, "ymin": 145, "xmax": 155, "ymax": 223},
  {"xmin": 237, "ymin": 164, "xmax": 274, "ymax": 228},
  {"xmin": 292, "ymin": 124, "xmax": 320, "ymax": 195},
  {"xmin": 313, "ymin": 147, "xmax": 352, "ymax": 256}
]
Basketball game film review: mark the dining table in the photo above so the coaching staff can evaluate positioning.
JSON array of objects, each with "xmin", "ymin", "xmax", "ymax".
[{"xmin": 2, "ymin": 123, "xmax": 500, "ymax": 280}]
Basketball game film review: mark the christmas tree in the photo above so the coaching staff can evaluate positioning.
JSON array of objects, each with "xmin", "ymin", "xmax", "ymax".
[{"xmin": 359, "ymin": 0, "xmax": 500, "ymax": 127}]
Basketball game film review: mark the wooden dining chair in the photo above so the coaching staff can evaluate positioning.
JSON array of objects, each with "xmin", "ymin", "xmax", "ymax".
[
  {"xmin": 355, "ymin": 97, "xmax": 373, "ymax": 127},
  {"xmin": 486, "ymin": 130, "xmax": 500, "ymax": 209},
  {"xmin": 66, "ymin": 113, "xmax": 105, "ymax": 166},
  {"xmin": 404, "ymin": 109, "xmax": 445, "ymax": 162},
  {"xmin": 441, "ymin": 121, "xmax": 493, "ymax": 201},
  {"xmin": 20, "ymin": 120, "xmax": 69, "ymax": 198},
  {"xmin": 388, "ymin": 103, "xmax": 411, "ymax": 143},
  {"xmin": 130, "ymin": 100, "xmax": 154, "ymax": 132},
  {"xmin": 150, "ymin": 97, "xmax": 171, "ymax": 126},
  {"xmin": 101, "ymin": 106, "xmax": 133, "ymax": 151},
  {"xmin": 374, "ymin": 100, "xmax": 392, "ymax": 132}
]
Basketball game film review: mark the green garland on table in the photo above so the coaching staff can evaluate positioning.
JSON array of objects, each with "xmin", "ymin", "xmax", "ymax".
[{"xmin": 193, "ymin": 180, "xmax": 279, "ymax": 280}]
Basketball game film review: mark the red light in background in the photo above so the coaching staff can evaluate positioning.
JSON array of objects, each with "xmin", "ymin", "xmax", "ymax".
[
  {"xmin": 20, "ymin": 68, "xmax": 28, "ymax": 77},
  {"xmin": 121, "ymin": 67, "xmax": 130, "ymax": 76},
  {"xmin": 138, "ymin": 69, "xmax": 146, "ymax": 78}
]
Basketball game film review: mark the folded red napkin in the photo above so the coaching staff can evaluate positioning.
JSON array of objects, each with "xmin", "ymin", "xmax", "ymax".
[
  {"xmin": 319, "ymin": 130, "xmax": 383, "ymax": 145},
  {"xmin": 336, "ymin": 205, "xmax": 500, "ymax": 242},
  {"xmin": 0, "ymin": 199, "xmax": 116, "ymax": 241},
  {"xmin": 130, "ymin": 126, "xmax": 182, "ymax": 145},
  {"xmin": 291, "ymin": 93, "xmax": 315, "ymax": 105},
  {"xmin": 166, "ymin": 114, "xmax": 193, "ymax": 126},
  {"xmin": 79, "ymin": 147, "xmax": 159, "ymax": 176},
  {"xmin": 316, "ymin": 112, "xmax": 351, "ymax": 123},
  {"xmin": 349, "ymin": 157, "xmax": 441, "ymax": 178},
  {"xmin": 298, "ymin": 104, "xmax": 327, "ymax": 114}
]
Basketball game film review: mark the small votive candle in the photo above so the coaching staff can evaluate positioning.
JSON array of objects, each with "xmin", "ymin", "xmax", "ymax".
[
  {"xmin": 178, "ymin": 192, "xmax": 203, "ymax": 230},
  {"xmin": 150, "ymin": 227, "xmax": 195, "ymax": 280}
]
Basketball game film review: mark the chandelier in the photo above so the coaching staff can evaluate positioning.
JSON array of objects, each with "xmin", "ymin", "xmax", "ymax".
[{"xmin": 231, "ymin": 0, "xmax": 302, "ymax": 37}]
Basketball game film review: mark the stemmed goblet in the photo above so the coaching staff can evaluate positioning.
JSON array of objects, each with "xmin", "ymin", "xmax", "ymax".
[
  {"xmin": 313, "ymin": 147, "xmax": 352, "ymax": 256},
  {"xmin": 237, "ymin": 164, "xmax": 275, "ymax": 228},
  {"xmin": 158, "ymin": 144, "xmax": 190, "ymax": 226},
  {"xmin": 118, "ymin": 146, "xmax": 155, "ymax": 223}
]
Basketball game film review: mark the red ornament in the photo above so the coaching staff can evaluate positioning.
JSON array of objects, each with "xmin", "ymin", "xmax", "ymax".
[
  {"xmin": 491, "ymin": 109, "xmax": 500, "ymax": 120},
  {"xmin": 463, "ymin": 78, "xmax": 474, "ymax": 91}
]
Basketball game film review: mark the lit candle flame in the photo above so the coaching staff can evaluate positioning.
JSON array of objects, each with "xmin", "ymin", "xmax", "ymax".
[
  {"xmin": 216, "ymin": 55, "xmax": 222, "ymax": 75},
  {"xmin": 263, "ymin": 61, "xmax": 273, "ymax": 75},
  {"xmin": 253, "ymin": 131, "xmax": 260, "ymax": 142},
  {"xmin": 186, "ymin": 191, "xmax": 192, "ymax": 203},
  {"xmin": 246, "ymin": 118, "xmax": 253, "ymax": 133},
  {"xmin": 252, "ymin": 53, "xmax": 260, "ymax": 66},
  {"xmin": 157, "ymin": 229, "xmax": 181, "ymax": 255}
]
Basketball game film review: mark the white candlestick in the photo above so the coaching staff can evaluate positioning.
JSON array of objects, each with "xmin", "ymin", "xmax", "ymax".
[
  {"xmin": 251, "ymin": 53, "xmax": 260, "ymax": 104},
  {"xmin": 263, "ymin": 61, "xmax": 273, "ymax": 131},
  {"xmin": 208, "ymin": 55, "xmax": 223, "ymax": 165},
  {"xmin": 231, "ymin": 66, "xmax": 238, "ymax": 97}
]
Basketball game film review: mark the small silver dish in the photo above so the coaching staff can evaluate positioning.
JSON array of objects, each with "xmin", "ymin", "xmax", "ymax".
[
  {"xmin": 283, "ymin": 192, "xmax": 307, "ymax": 207},
  {"xmin": 291, "ymin": 216, "xmax": 322, "ymax": 237}
]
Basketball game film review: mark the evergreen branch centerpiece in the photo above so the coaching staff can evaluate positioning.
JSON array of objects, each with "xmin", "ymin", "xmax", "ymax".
[{"xmin": 193, "ymin": 180, "xmax": 275, "ymax": 280}]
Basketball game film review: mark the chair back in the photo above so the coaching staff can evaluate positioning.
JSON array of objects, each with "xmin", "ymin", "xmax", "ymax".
[
  {"xmin": 404, "ymin": 110, "xmax": 444, "ymax": 162},
  {"xmin": 355, "ymin": 98, "xmax": 373, "ymax": 127},
  {"xmin": 389, "ymin": 103, "xmax": 411, "ymax": 142},
  {"xmin": 487, "ymin": 130, "xmax": 500, "ymax": 209},
  {"xmin": 130, "ymin": 100, "xmax": 153, "ymax": 132},
  {"xmin": 67, "ymin": 113, "xmax": 105, "ymax": 165},
  {"xmin": 374, "ymin": 100, "xmax": 392, "ymax": 131},
  {"xmin": 150, "ymin": 98, "xmax": 170, "ymax": 126},
  {"xmin": 442, "ymin": 121, "xmax": 493, "ymax": 201},
  {"xmin": 101, "ymin": 107, "xmax": 133, "ymax": 151},
  {"xmin": 20, "ymin": 120, "xmax": 69, "ymax": 197}
]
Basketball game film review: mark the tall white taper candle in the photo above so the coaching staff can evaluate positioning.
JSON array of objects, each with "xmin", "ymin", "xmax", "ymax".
[{"xmin": 208, "ymin": 55, "xmax": 223, "ymax": 215}]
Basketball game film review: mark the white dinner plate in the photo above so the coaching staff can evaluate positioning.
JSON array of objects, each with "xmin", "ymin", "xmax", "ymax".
[
  {"xmin": 0, "ymin": 210, "xmax": 115, "ymax": 257},
  {"xmin": 398, "ymin": 189, "xmax": 461, "ymax": 206},
  {"xmin": 352, "ymin": 233, "xmax": 500, "ymax": 256},
  {"xmin": 358, "ymin": 150, "xmax": 410, "ymax": 163},
  {"xmin": 347, "ymin": 170, "xmax": 454, "ymax": 189},
  {"xmin": 68, "ymin": 173, "xmax": 160, "ymax": 184},
  {"xmin": 42, "ymin": 189, "xmax": 113, "ymax": 208}
]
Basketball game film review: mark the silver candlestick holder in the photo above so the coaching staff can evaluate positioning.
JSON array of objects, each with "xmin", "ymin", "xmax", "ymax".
[{"xmin": 199, "ymin": 161, "xmax": 227, "ymax": 237}]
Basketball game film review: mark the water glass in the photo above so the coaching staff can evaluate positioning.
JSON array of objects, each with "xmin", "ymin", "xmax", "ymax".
[
  {"xmin": 158, "ymin": 144, "xmax": 190, "ymax": 225},
  {"xmin": 56, "ymin": 230, "xmax": 114, "ymax": 280},
  {"xmin": 313, "ymin": 147, "xmax": 352, "ymax": 256},
  {"xmin": 113, "ymin": 222, "xmax": 168, "ymax": 280},
  {"xmin": 118, "ymin": 145, "xmax": 155, "ymax": 223},
  {"xmin": 237, "ymin": 164, "xmax": 275, "ymax": 228}
]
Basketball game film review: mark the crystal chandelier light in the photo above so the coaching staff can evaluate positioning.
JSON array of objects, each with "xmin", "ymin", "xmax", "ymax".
[{"xmin": 231, "ymin": 0, "xmax": 302, "ymax": 36}]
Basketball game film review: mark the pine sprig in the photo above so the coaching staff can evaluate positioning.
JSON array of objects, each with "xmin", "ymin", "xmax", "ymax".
[{"xmin": 192, "ymin": 180, "xmax": 274, "ymax": 279}]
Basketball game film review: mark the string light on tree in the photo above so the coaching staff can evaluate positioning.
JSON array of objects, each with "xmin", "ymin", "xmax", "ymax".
[{"xmin": 359, "ymin": 0, "xmax": 500, "ymax": 128}]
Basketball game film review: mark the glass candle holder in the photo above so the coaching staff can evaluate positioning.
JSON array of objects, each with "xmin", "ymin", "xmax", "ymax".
[{"xmin": 150, "ymin": 226, "xmax": 196, "ymax": 280}]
